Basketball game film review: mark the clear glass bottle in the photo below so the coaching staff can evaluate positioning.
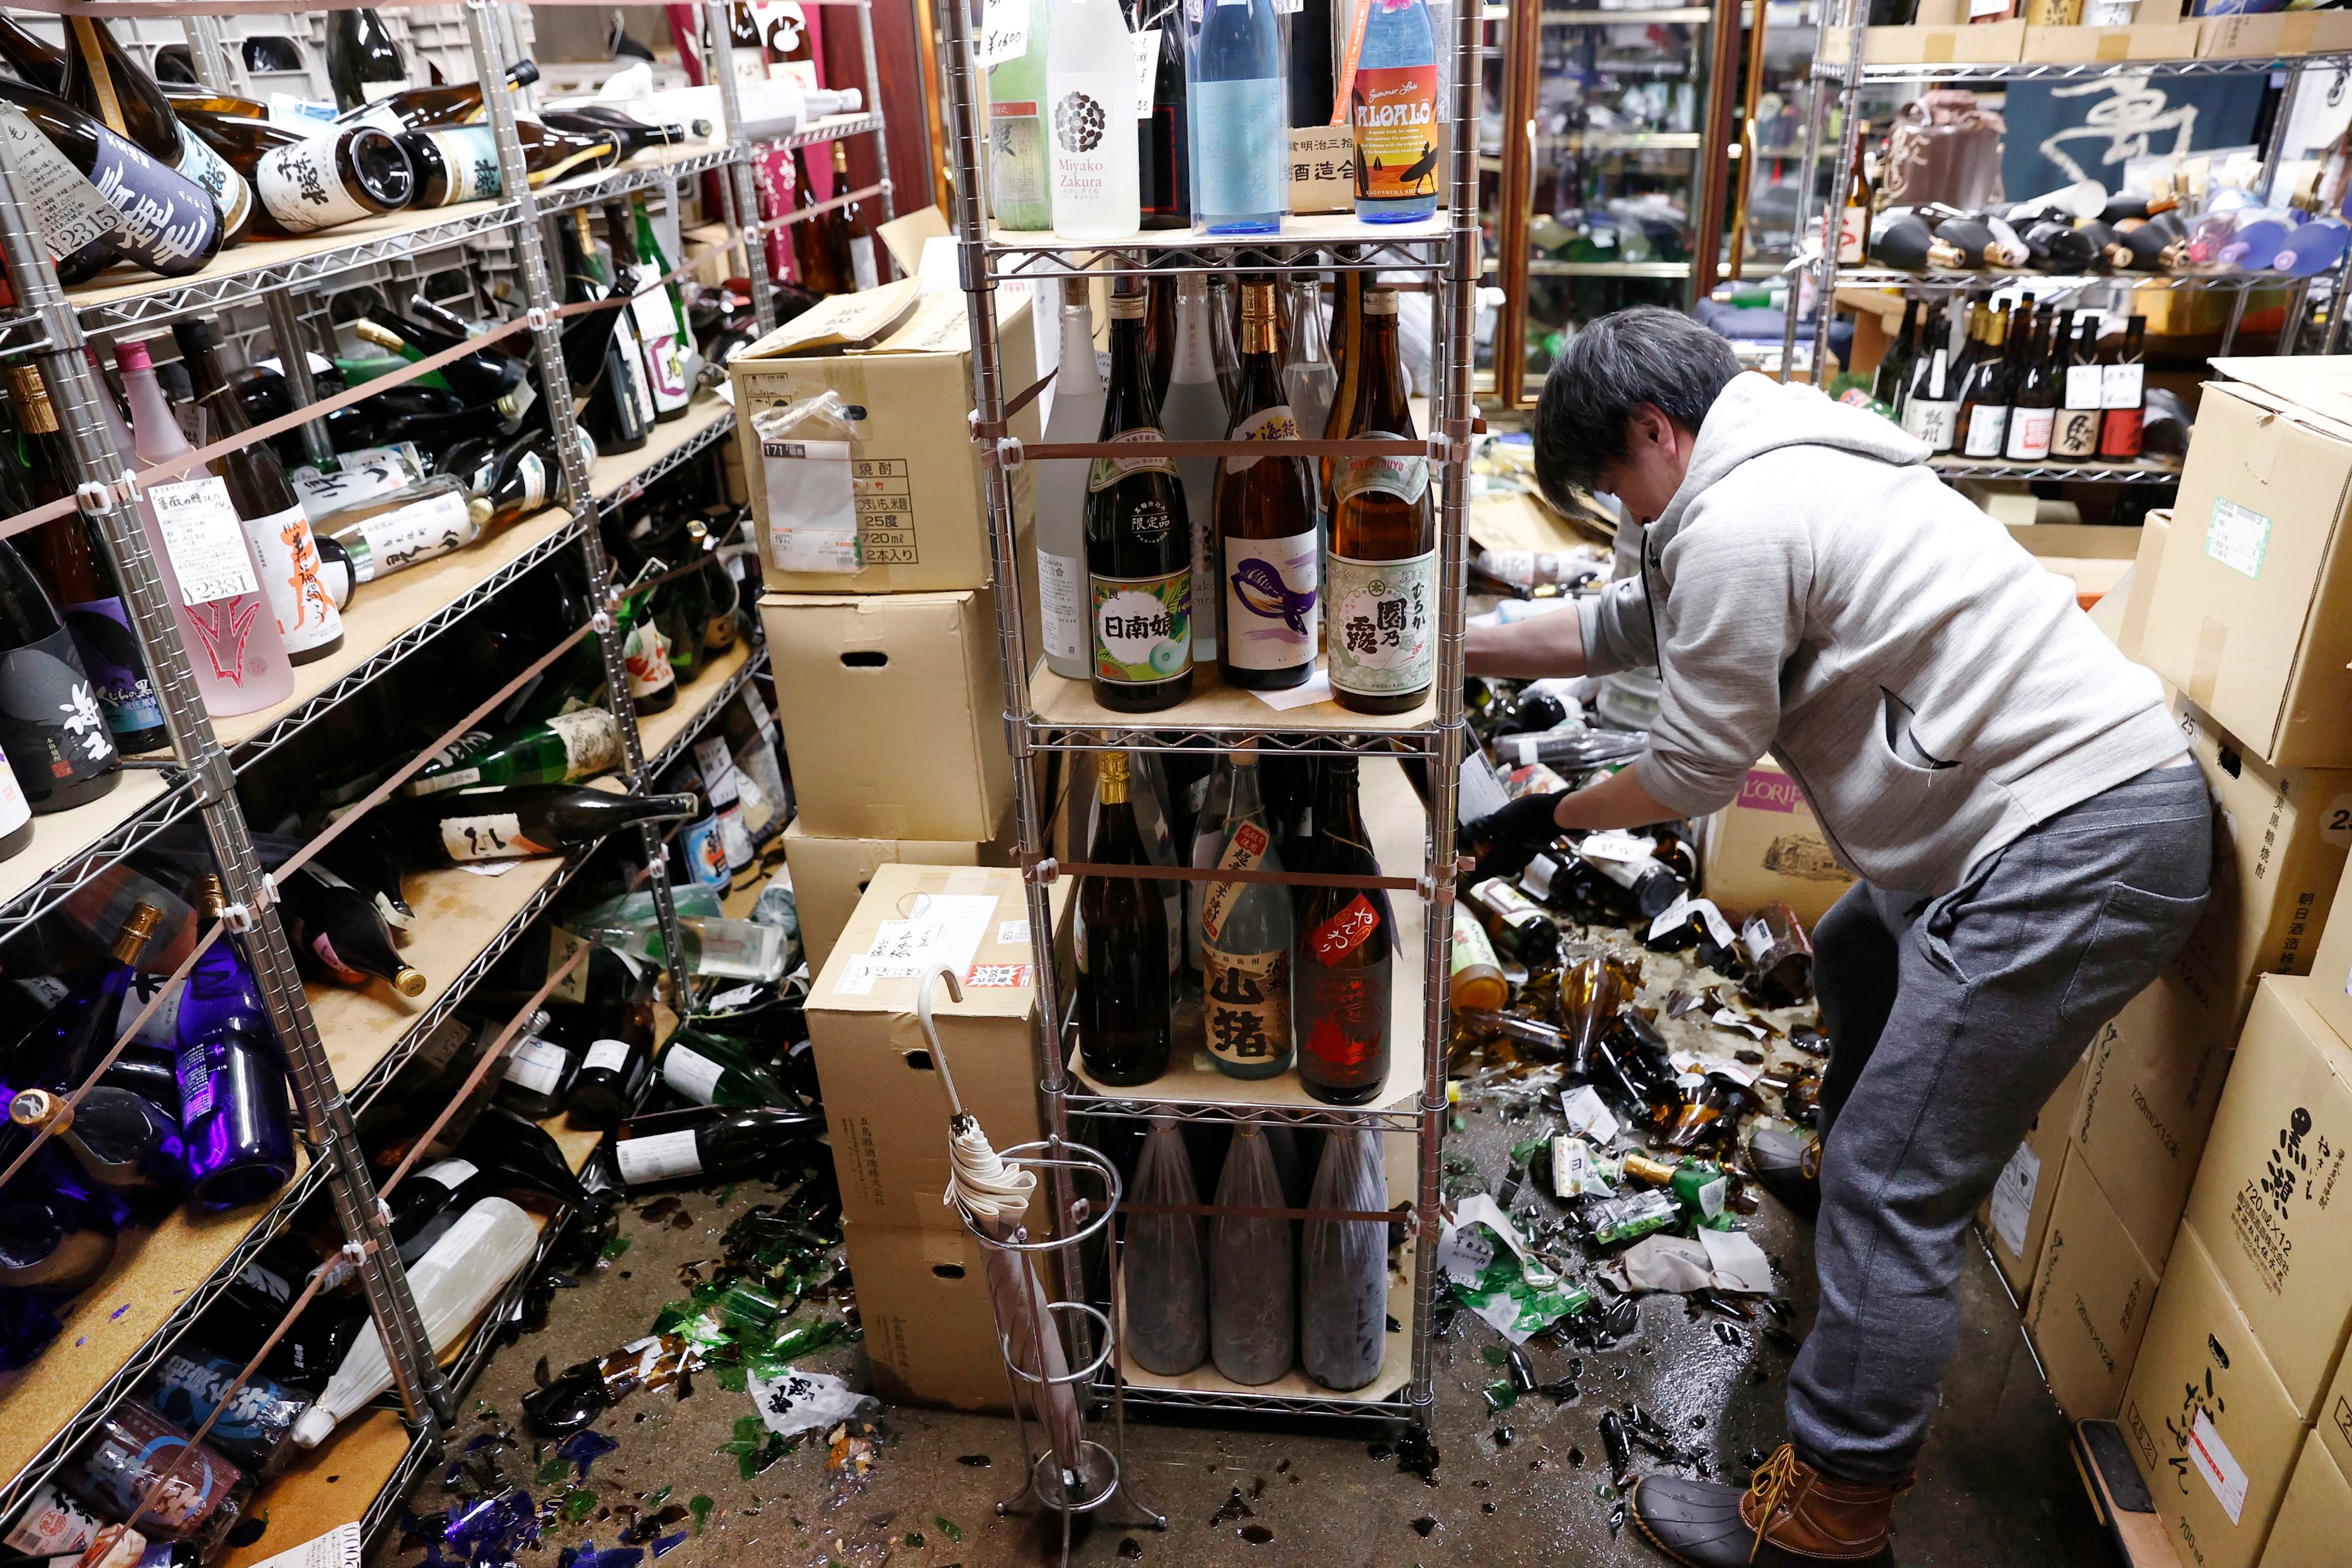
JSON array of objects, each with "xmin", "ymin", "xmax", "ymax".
[
  {"xmin": 1200, "ymin": 745, "xmax": 1293, "ymax": 1080},
  {"xmin": 986, "ymin": 0, "xmax": 1053, "ymax": 230},
  {"xmin": 1282, "ymin": 271, "xmax": 1337, "ymax": 455},
  {"xmin": 1036, "ymin": 278, "xmax": 1103, "ymax": 680},
  {"xmin": 1159, "ymin": 275, "xmax": 1228, "ymax": 664},
  {"xmin": 1185, "ymin": 0, "xmax": 1286, "ymax": 233}
]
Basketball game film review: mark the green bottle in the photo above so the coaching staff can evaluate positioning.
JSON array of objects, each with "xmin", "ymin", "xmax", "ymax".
[
  {"xmin": 617, "ymin": 589, "xmax": 677, "ymax": 715},
  {"xmin": 402, "ymin": 707, "xmax": 623, "ymax": 796},
  {"xmin": 652, "ymin": 1026, "xmax": 789, "ymax": 1107}
]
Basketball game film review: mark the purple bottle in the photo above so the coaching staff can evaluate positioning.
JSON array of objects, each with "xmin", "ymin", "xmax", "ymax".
[{"xmin": 175, "ymin": 875, "xmax": 296, "ymax": 1209}]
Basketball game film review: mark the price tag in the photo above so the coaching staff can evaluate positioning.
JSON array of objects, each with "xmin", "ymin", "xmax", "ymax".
[
  {"xmin": 2064, "ymin": 364, "xmax": 2103, "ymax": 408},
  {"xmin": 0, "ymin": 103, "xmax": 119, "ymax": 263},
  {"xmin": 1133, "ymin": 29, "xmax": 1161, "ymax": 119},
  {"xmin": 2101, "ymin": 362, "xmax": 2144, "ymax": 410},
  {"xmin": 150, "ymin": 477, "xmax": 261, "ymax": 606},
  {"xmin": 977, "ymin": 0, "xmax": 1030, "ymax": 68}
]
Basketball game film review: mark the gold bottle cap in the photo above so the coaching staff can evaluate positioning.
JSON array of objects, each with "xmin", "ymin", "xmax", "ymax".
[
  {"xmin": 393, "ymin": 966, "xmax": 429, "ymax": 998},
  {"xmin": 195, "ymin": 874, "xmax": 227, "ymax": 920},
  {"xmin": 1098, "ymin": 750, "xmax": 1130, "ymax": 804},
  {"xmin": 1241, "ymin": 282, "xmax": 1276, "ymax": 319},
  {"xmin": 1365, "ymin": 288, "xmax": 1400, "ymax": 315},
  {"xmin": 353, "ymin": 319, "xmax": 407, "ymax": 353},
  {"xmin": 9, "ymin": 1088, "xmax": 63, "ymax": 1131},
  {"xmin": 1108, "ymin": 292, "xmax": 1146, "ymax": 320},
  {"xmin": 1620, "ymin": 1151, "xmax": 1675, "ymax": 1187},
  {"xmin": 111, "ymin": 902, "xmax": 163, "ymax": 965}
]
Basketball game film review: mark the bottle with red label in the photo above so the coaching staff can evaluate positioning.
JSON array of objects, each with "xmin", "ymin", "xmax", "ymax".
[
  {"xmin": 1292, "ymin": 756, "xmax": 1391, "ymax": 1104},
  {"xmin": 1349, "ymin": 0, "xmax": 1439, "ymax": 223}
]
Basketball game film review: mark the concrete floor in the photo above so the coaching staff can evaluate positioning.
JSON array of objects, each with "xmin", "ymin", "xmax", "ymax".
[{"xmin": 377, "ymin": 1100, "xmax": 2114, "ymax": 1568}]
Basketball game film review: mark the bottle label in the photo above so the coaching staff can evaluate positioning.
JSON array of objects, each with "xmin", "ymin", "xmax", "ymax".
[
  {"xmin": 2051, "ymin": 408, "xmax": 2101, "ymax": 459},
  {"xmin": 625, "ymin": 617, "xmax": 676, "ymax": 697},
  {"xmin": 0, "ymin": 758, "xmax": 29, "ymax": 838},
  {"xmin": 684, "ymin": 815, "xmax": 731, "ymax": 886},
  {"xmin": 2101, "ymin": 362, "xmax": 2145, "ymax": 409},
  {"xmin": 548, "ymin": 707, "xmax": 622, "ymax": 778},
  {"xmin": 0, "ymin": 105, "xmax": 120, "ymax": 263},
  {"xmin": 662, "ymin": 1045, "xmax": 726, "ymax": 1103},
  {"xmin": 631, "ymin": 263, "xmax": 682, "ymax": 339},
  {"xmin": 506, "ymin": 1035, "xmax": 571, "ymax": 1095},
  {"xmin": 1224, "ymin": 402, "xmax": 1299, "ymax": 473},
  {"xmin": 1130, "ymin": 31, "xmax": 1161, "ymax": 118},
  {"xmin": 62, "ymin": 595, "xmax": 165, "ymax": 738},
  {"xmin": 616, "ymin": 1128, "xmax": 704, "ymax": 1183},
  {"xmin": 1092, "ymin": 565, "xmax": 1191, "ymax": 687},
  {"xmin": 1351, "ymin": 63, "xmax": 1440, "ymax": 206},
  {"xmin": 1204, "ymin": 946, "xmax": 1291, "ymax": 1068},
  {"xmin": 173, "ymin": 134, "xmax": 251, "ymax": 234},
  {"xmin": 424, "ymin": 127, "xmax": 503, "ymax": 202},
  {"xmin": 988, "ymin": 101, "xmax": 1049, "ymax": 216},
  {"xmin": 176, "ymin": 1039, "xmax": 216, "ymax": 1122},
  {"xmin": 363, "ymin": 80, "xmax": 412, "ymax": 104},
  {"xmin": 441, "ymin": 811, "xmax": 530, "ymax": 861},
  {"xmin": 850, "ymin": 235, "xmax": 879, "ymax": 294},
  {"xmin": 2098, "ymin": 407, "xmax": 2144, "ymax": 460},
  {"xmin": 1959, "ymin": 404, "xmax": 2009, "ymax": 460},
  {"xmin": 1199, "ymin": 819, "xmax": 1270, "ymax": 943},
  {"xmin": 254, "ymin": 135, "xmax": 377, "ymax": 233},
  {"xmin": 84, "ymin": 122, "xmax": 218, "ymax": 271},
  {"xmin": 718, "ymin": 801, "xmax": 754, "ymax": 868},
  {"xmin": 0, "ymin": 626, "xmax": 113, "ymax": 798},
  {"xmin": 150, "ymin": 476, "xmax": 262, "ymax": 606},
  {"xmin": 420, "ymin": 1157, "xmax": 479, "ymax": 1189},
  {"xmin": 1298, "ymin": 962, "xmax": 1388, "ymax": 1083},
  {"xmin": 1333, "ymin": 439, "xmax": 1429, "ymax": 506},
  {"xmin": 584, "ymin": 1038, "xmax": 633, "ymax": 1074},
  {"xmin": 1086, "ymin": 428, "xmax": 1179, "ymax": 492},
  {"xmin": 2005, "ymin": 406, "xmax": 2054, "ymax": 461},
  {"xmin": 291, "ymin": 454, "xmax": 411, "ymax": 522},
  {"xmin": 1327, "ymin": 546, "xmax": 1437, "ymax": 698},
  {"xmin": 6, "ymin": 1488, "xmax": 98, "ymax": 1556},
  {"xmin": 515, "ymin": 451, "xmax": 548, "ymax": 511},
  {"xmin": 2064, "ymin": 364, "xmax": 2103, "ymax": 409},
  {"xmin": 1191, "ymin": 78, "xmax": 1287, "ymax": 218},
  {"xmin": 1901, "ymin": 398, "xmax": 1958, "ymax": 452},
  {"xmin": 243, "ymin": 503, "xmax": 342, "ymax": 653},
  {"xmin": 1309, "ymin": 893, "xmax": 1383, "ymax": 965},
  {"xmin": 350, "ymin": 489, "xmax": 475, "ymax": 578},
  {"xmin": 1223, "ymin": 528, "xmax": 1319, "ymax": 670},
  {"xmin": 1038, "ymin": 547, "xmax": 1083, "ymax": 661}
]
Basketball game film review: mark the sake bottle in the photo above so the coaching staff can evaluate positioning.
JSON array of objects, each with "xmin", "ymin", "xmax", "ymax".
[
  {"xmin": 1086, "ymin": 292, "xmax": 1192, "ymax": 711},
  {"xmin": 1200, "ymin": 746, "xmax": 1293, "ymax": 1079}
]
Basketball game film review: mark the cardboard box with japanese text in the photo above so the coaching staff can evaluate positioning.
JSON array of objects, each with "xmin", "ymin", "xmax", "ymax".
[
  {"xmin": 1695, "ymin": 759, "xmax": 1857, "ymax": 928},
  {"xmin": 2072, "ymin": 967, "xmax": 2237, "ymax": 1271},
  {"xmin": 781, "ymin": 813, "xmax": 1015, "ymax": 974},
  {"xmin": 2182, "ymin": 974, "xmax": 2352, "ymax": 1416},
  {"xmin": 759, "ymin": 590, "xmax": 1013, "ymax": 841},
  {"xmin": 2285, "ymin": 847, "xmax": 2352, "ymax": 1050},
  {"xmin": 2258, "ymin": 1432, "xmax": 2352, "ymax": 1568},
  {"xmin": 2122, "ymin": 1223, "xmax": 2307, "ymax": 1568},
  {"xmin": 2026, "ymin": 1146, "xmax": 2162, "ymax": 1421},
  {"xmin": 841, "ymin": 1220, "xmax": 1009, "ymax": 1412},
  {"xmin": 806, "ymin": 865, "xmax": 1069, "ymax": 1230}
]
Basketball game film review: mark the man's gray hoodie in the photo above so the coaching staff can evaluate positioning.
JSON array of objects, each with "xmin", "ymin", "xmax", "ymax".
[{"xmin": 1576, "ymin": 371, "xmax": 2185, "ymax": 899}]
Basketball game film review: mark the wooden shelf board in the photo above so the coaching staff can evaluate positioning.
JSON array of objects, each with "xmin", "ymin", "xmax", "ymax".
[
  {"xmin": 1028, "ymin": 659, "xmax": 1437, "ymax": 738},
  {"xmin": 216, "ymin": 1407, "xmax": 413, "ymax": 1568},
  {"xmin": 585, "ymin": 393, "xmax": 734, "ymax": 500},
  {"xmin": 1118, "ymin": 1238, "xmax": 1417, "ymax": 1407},
  {"xmin": 0, "ymin": 768, "xmax": 176, "ymax": 913}
]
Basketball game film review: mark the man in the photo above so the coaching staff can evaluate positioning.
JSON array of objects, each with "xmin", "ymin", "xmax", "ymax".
[{"xmin": 1467, "ymin": 309, "xmax": 2209, "ymax": 1568}]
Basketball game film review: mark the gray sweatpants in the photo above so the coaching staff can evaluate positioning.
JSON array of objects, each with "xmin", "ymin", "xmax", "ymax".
[{"xmin": 1787, "ymin": 761, "xmax": 2212, "ymax": 1483}]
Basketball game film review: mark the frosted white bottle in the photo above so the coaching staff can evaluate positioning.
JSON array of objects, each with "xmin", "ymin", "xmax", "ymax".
[
  {"xmin": 1036, "ymin": 279, "xmax": 1105, "ymax": 680},
  {"xmin": 290, "ymin": 1198, "xmax": 537, "ymax": 1448},
  {"xmin": 1160, "ymin": 274, "xmax": 1229, "ymax": 662},
  {"xmin": 1045, "ymin": 0, "xmax": 1140, "ymax": 239}
]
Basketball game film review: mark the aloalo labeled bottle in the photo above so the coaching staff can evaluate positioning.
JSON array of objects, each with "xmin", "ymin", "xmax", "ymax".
[
  {"xmin": 1293, "ymin": 757, "xmax": 1391, "ymax": 1103},
  {"xmin": 1350, "ymin": 0, "xmax": 1439, "ymax": 222},
  {"xmin": 1077, "ymin": 751, "xmax": 1172, "ymax": 1085},
  {"xmin": 1327, "ymin": 289, "xmax": 1433, "ymax": 713},
  {"xmin": 1086, "ymin": 291, "xmax": 1193, "ymax": 711},
  {"xmin": 1200, "ymin": 746, "xmax": 1293, "ymax": 1080},
  {"xmin": 1217, "ymin": 281, "xmax": 1319, "ymax": 690}
]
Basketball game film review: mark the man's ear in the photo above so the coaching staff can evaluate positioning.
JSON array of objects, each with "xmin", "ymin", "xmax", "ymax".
[{"xmin": 1629, "ymin": 404, "xmax": 1674, "ymax": 453}]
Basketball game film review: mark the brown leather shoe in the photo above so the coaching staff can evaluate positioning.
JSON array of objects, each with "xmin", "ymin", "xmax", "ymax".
[{"xmin": 1631, "ymin": 1444, "xmax": 1908, "ymax": 1566}]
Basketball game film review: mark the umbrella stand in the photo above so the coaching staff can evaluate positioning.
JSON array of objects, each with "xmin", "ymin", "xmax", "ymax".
[{"xmin": 919, "ymin": 968, "xmax": 1167, "ymax": 1563}]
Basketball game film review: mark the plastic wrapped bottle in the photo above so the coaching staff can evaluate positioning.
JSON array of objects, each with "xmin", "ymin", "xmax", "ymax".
[
  {"xmin": 56, "ymin": 1400, "xmax": 247, "ymax": 1554},
  {"xmin": 1300, "ymin": 1129, "xmax": 1388, "ymax": 1391},
  {"xmin": 1209, "ymin": 1125, "xmax": 1294, "ymax": 1384},
  {"xmin": 1125, "ymin": 1119, "xmax": 1208, "ymax": 1375}
]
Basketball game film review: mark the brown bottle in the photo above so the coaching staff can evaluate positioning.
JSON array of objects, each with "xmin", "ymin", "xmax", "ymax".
[
  {"xmin": 1327, "ymin": 288, "xmax": 1434, "ymax": 715},
  {"xmin": 1216, "ymin": 281, "xmax": 1321, "ymax": 691}
]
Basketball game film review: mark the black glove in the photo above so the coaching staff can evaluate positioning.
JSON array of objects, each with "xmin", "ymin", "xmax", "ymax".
[{"xmin": 1465, "ymin": 790, "xmax": 1570, "ymax": 885}]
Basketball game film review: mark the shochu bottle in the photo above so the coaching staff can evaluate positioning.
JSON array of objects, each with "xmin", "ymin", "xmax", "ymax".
[
  {"xmin": 1327, "ymin": 288, "xmax": 1434, "ymax": 714},
  {"xmin": 1216, "ymin": 279, "xmax": 1320, "ymax": 690},
  {"xmin": 1086, "ymin": 291, "xmax": 1193, "ymax": 712},
  {"xmin": 1077, "ymin": 751, "xmax": 1172, "ymax": 1085},
  {"xmin": 1292, "ymin": 757, "xmax": 1392, "ymax": 1103}
]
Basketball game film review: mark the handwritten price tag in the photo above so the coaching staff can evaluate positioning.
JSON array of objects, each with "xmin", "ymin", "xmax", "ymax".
[
  {"xmin": 978, "ymin": 0, "xmax": 1030, "ymax": 67},
  {"xmin": 151, "ymin": 477, "xmax": 261, "ymax": 607}
]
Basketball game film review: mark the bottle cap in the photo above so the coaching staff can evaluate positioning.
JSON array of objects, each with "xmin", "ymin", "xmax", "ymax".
[
  {"xmin": 9, "ymin": 1089, "xmax": 62, "ymax": 1131},
  {"xmin": 195, "ymin": 875, "xmax": 228, "ymax": 920},
  {"xmin": 392, "ymin": 966, "xmax": 428, "ymax": 998},
  {"xmin": 1365, "ymin": 289, "xmax": 1400, "ymax": 315},
  {"xmin": 112, "ymin": 903, "xmax": 163, "ymax": 964},
  {"xmin": 114, "ymin": 339, "xmax": 154, "ymax": 374},
  {"xmin": 1108, "ymin": 292, "xmax": 1146, "ymax": 319}
]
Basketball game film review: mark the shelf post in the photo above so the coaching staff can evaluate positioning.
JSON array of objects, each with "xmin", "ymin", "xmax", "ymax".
[
  {"xmin": 705, "ymin": 2, "xmax": 780, "ymax": 338},
  {"xmin": 853, "ymin": 0, "xmax": 898, "ymax": 238},
  {"xmin": 0, "ymin": 119, "xmax": 452, "ymax": 1434},
  {"xmin": 462, "ymin": 0, "xmax": 696, "ymax": 1018}
]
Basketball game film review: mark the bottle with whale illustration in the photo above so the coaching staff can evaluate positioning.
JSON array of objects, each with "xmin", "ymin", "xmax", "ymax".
[{"xmin": 1216, "ymin": 279, "xmax": 1320, "ymax": 691}]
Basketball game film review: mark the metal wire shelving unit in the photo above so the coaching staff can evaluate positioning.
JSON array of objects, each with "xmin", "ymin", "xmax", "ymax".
[
  {"xmin": 936, "ymin": 4, "xmax": 1479, "ymax": 1433},
  {"xmin": 1782, "ymin": 10, "xmax": 2352, "ymax": 413},
  {"xmin": 0, "ymin": 0, "xmax": 881, "ymax": 1539}
]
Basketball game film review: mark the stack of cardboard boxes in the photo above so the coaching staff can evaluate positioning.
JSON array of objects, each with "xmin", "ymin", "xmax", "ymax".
[
  {"xmin": 733, "ymin": 281, "xmax": 1039, "ymax": 969},
  {"xmin": 2060, "ymin": 357, "xmax": 2352, "ymax": 1565}
]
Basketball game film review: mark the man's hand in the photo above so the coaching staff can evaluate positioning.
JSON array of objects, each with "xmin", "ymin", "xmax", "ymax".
[{"xmin": 1465, "ymin": 791, "xmax": 1569, "ymax": 883}]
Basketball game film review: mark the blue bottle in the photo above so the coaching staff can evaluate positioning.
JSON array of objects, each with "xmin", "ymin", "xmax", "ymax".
[
  {"xmin": 1187, "ymin": 0, "xmax": 1288, "ymax": 234},
  {"xmin": 175, "ymin": 877, "xmax": 296, "ymax": 1210},
  {"xmin": 1350, "ymin": 0, "xmax": 1440, "ymax": 223}
]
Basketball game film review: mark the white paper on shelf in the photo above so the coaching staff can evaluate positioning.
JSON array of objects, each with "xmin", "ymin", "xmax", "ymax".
[
  {"xmin": 1250, "ymin": 669, "xmax": 1335, "ymax": 710},
  {"xmin": 246, "ymin": 1523, "xmax": 361, "ymax": 1568}
]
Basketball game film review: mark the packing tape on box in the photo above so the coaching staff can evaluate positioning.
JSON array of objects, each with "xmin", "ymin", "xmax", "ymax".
[
  {"xmin": 2247, "ymin": 412, "xmax": 2286, "ymax": 484},
  {"xmin": 2193, "ymin": 616, "xmax": 2228, "ymax": 709},
  {"xmin": 2287, "ymin": 12, "xmax": 2318, "ymax": 51},
  {"xmin": 1928, "ymin": 29, "xmax": 1957, "ymax": 60}
]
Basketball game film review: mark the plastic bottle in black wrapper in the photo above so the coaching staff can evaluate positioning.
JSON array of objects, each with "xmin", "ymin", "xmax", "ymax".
[
  {"xmin": 1299, "ymin": 1129, "xmax": 1389, "ymax": 1392},
  {"xmin": 1208, "ymin": 1125, "xmax": 1295, "ymax": 1385},
  {"xmin": 1125, "ymin": 1118, "xmax": 1208, "ymax": 1376}
]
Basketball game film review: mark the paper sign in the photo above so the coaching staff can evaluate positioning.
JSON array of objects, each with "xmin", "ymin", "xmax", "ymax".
[
  {"xmin": 998, "ymin": 919, "xmax": 1031, "ymax": 945},
  {"xmin": 2205, "ymin": 497, "xmax": 2271, "ymax": 581},
  {"xmin": 1988, "ymin": 1139, "xmax": 2041, "ymax": 1258},
  {"xmin": 764, "ymin": 437, "xmax": 858, "ymax": 573},
  {"xmin": 833, "ymin": 892, "xmax": 1000, "ymax": 995},
  {"xmin": 247, "ymin": 1523, "xmax": 361, "ymax": 1568},
  {"xmin": 1560, "ymin": 1084, "xmax": 1620, "ymax": 1145},
  {"xmin": 151, "ymin": 477, "xmax": 262, "ymax": 607},
  {"xmin": 1133, "ymin": 29, "xmax": 1161, "ymax": 119},
  {"xmin": 977, "ymin": 0, "xmax": 1029, "ymax": 67},
  {"xmin": 2188, "ymin": 1409, "xmax": 2249, "ymax": 1524},
  {"xmin": 0, "ymin": 103, "xmax": 120, "ymax": 262}
]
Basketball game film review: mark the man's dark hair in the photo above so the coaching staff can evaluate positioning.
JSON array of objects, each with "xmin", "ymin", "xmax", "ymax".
[{"xmin": 1531, "ymin": 307, "xmax": 1742, "ymax": 507}]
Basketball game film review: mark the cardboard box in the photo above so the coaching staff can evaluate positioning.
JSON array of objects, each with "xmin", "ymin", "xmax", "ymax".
[
  {"xmin": 2072, "ymin": 968, "xmax": 2238, "ymax": 1271},
  {"xmin": 2293, "ymin": 853, "xmax": 2352, "ymax": 1050},
  {"xmin": 2023, "ymin": 20, "xmax": 2201, "ymax": 62},
  {"xmin": 2114, "ymin": 508, "xmax": 2171, "ymax": 663},
  {"xmin": 2026, "ymin": 1147, "xmax": 2163, "ymax": 1421},
  {"xmin": 759, "ymin": 589, "xmax": 1014, "ymax": 841},
  {"xmin": 2261, "ymin": 1432, "xmax": 2352, "ymax": 1568},
  {"xmin": 2200, "ymin": 9, "xmax": 2352, "ymax": 59},
  {"xmin": 2173, "ymin": 698, "xmax": 2352, "ymax": 1009},
  {"xmin": 2141, "ymin": 363, "xmax": 2352, "ymax": 768},
  {"xmin": 2122, "ymin": 1223, "xmax": 2306, "ymax": 1568},
  {"xmin": 1695, "ymin": 759, "xmax": 1857, "ymax": 929},
  {"xmin": 2182, "ymin": 975, "xmax": 2352, "ymax": 1416},
  {"xmin": 735, "ymin": 287, "xmax": 1039, "ymax": 595},
  {"xmin": 841, "ymin": 1220, "xmax": 1009, "ymax": 1412},
  {"xmin": 2007, "ymin": 520, "xmax": 2140, "ymax": 607},
  {"xmin": 2322, "ymin": 1323, "xmax": 2352, "ymax": 1488},
  {"xmin": 1982, "ymin": 1049, "xmax": 2093, "ymax": 1296},
  {"xmin": 1821, "ymin": 20, "xmax": 2025, "ymax": 64},
  {"xmin": 781, "ymin": 813, "xmax": 1015, "ymax": 973},
  {"xmin": 807, "ymin": 863, "xmax": 1067, "ymax": 1229}
]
